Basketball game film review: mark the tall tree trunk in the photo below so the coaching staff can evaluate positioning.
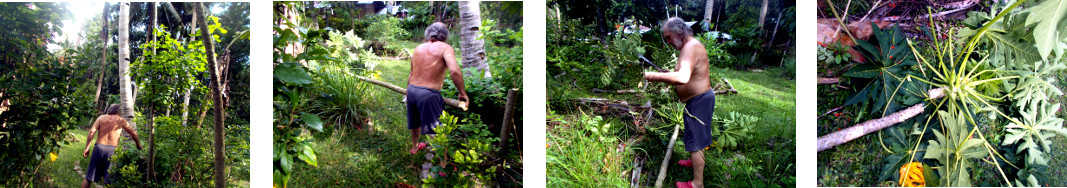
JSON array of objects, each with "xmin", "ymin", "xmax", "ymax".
[
  {"xmin": 146, "ymin": 2, "xmax": 158, "ymax": 181},
  {"xmin": 118, "ymin": 2, "xmax": 136, "ymax": 133},
  {"xmin": 94, "ymin": 3, "xmax": 109, "ymax": 113},
  {"xmin": 194, "ymin": 3, "xmax": 226, "ymax": 187},
  {"xmin": 458, "ymin": 1, "xmax": 490, "ymax": 78},
  {"xmin": 702, "ymin": 0, "xmax": 714, "ymax": 28},
  {"xmin": 759, "ymin": 0, "xmax": 768, "ymax": 28},
  {"xmin": 181, "ymin": 86, "xmax": 191, "ymax": 126}
]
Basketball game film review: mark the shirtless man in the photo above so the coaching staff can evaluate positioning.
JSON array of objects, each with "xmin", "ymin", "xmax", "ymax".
[
  {"xmin": 643, "ymin": 17, "xmax": 715, "ymax": 188},
  {"xmin": 81, "ymin": 104, "xmax": 143, "ymax": 188},
  {"xmin": 406, "ymin": 22, "xmax": 468, "ymax": 154}
]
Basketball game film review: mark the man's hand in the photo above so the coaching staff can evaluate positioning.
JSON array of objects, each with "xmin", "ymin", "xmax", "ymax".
[
  {"xmin": 458, "ymin": 93, "xmax": 469, "ymax": 103},
  {"xmin": 83, "ymin": 148, "xmax": 90, "ymax": 158}
]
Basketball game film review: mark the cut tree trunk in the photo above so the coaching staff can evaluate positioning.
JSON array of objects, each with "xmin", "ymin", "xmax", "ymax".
[
  {"xmin": 194, "ymin": 3, "xmax": 226, "ymax": 187},
  {"xmin": 498, "ymin": 88, "xmax": 518, "ymax": 149},
  {"xmin": 458, "ymin": 1, "xmax": 490, "ymax": 78},
  {"xmin": 816, "ymin": 87, "xmax": 946, "ymax": 152},
  {"xmin": 653, "ymin": 125, "xmax": 681, "ymax": 188},
  {"xmin": 118, "ymin": 2, "xmax": 136, "ymax": 134},
  {"xmin": 354, "ymin": 75, "xmax": 469, "ymax": 110}
]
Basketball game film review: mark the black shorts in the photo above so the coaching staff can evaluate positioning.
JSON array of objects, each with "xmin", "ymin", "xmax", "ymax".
[
  {"xmin": 406, "ymin": 84, "xmax": 444, "ymax": 135},
  {"xmin": 683, "ymin": 89, "xmax": 716, "ymax": 152},
  {"xmin": 86, "ymin": 143, "xmax": 116, "ymax": 183}
]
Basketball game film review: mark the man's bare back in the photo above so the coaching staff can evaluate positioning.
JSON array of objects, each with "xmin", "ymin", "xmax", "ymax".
[
  {"xmin": 408, "ymin": 41, "xmax": 461, "ymax": 91},
  {"xmin": 90, "ymin": 115, "xmax": 131, "ymax": 146}
]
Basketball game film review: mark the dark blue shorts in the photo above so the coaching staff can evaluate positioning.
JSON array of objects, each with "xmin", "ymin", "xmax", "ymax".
[
  {"xmin": 406, "ymin": 84, "xmax": 444, "ymax": 135},
  {"xmin": 683, "ymin": 89, "xmax": 716, "ymax": 152},
  {"xmin": 86, "ymin": 143, "xmax": 116, "ymax": 183}
]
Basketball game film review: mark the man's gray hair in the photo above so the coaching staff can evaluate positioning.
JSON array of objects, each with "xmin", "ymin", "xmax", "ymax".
[
  {"xmin": 105, "ymin": 104, "xmax": 121, "ymax": 115},
  {"xmin": 425, "ymin": 22, "xmax": 449, "ymax": 42},
  {"xmin": 662, "ymin": 17, "xmax": 693, "ymax": 37}
]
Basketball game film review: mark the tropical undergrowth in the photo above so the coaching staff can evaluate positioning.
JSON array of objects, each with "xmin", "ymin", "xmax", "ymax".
[{"xmin": 817, "ymin": 0, "xmax": 1067, "ymax": 186}]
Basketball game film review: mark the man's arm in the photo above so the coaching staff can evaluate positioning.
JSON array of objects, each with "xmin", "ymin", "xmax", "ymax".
[
  {"xmin": 643, "ymin": 50, "xmax": 694, "ymax": 85},
  {"xmin": 443, "ymin": 47, "xmax": 468, "ymax": 102},
  {"xmin": 120, "ymin": 120, "xmax": 143, "ymax": 150},
  {"xmin": 83, "ymin": 118, "xmax": 100, "ymax": 158}
]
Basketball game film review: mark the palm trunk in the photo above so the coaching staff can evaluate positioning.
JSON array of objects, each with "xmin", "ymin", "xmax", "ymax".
[
  {"xmin": 458, "ymin": 1, "xmax": 490, "ymax": 78},
  {"xmin": 181, "ymin": 86, "xmax": 191, "ymax": 126},
  {"xmin": 702, "ymin": 0, "xmax": 714, "ymax": 28},
  {"xmin": 94, "ymin": 3, "xmax": 109, "ymax": 113},
  {"xmin": 816, "ymin": 88, "xmax": 946, "ymax": 152},
  {"xmin": 758, "ymin": 0, "xmax": 768, "ymax": 28},
  {"xmin": 194, "ymin": 3, "xmax": 226, "ymax": 187},
  {"xmin": 118, "ymin": 2, "xmax": 136, "ymax": 132}
]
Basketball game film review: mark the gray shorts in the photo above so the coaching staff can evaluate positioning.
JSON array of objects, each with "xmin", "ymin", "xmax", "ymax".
[
  {"xmin": 86, "ymin": 143, "xmax": 116, "ymax": 183},
  {"xmin": 683, "ymin": 89, "xmax": 716, "ymax": 152},
  {"xmin": 406, "ymin": 84, "xmax": 444, "ymax": 135}
]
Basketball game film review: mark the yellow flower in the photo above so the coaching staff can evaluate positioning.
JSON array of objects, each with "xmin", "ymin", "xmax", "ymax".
[
  {"xmin": 898, "ymin": 162, "xmax": 925, "ymax": 187},
  {"xmin": 49, "ymin": 152, "xmax": 57, "ymax": 162}
]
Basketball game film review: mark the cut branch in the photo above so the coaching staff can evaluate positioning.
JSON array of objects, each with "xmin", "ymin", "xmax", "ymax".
[
  {"xmin": 355, "ymin": 76, "xmax": 468, "ymax": 111},
  {"xmin": 817, "ymin": 77, "xmax": 840, "ymax": 84},
  {"xmin": 816, "ymin": 87, "xmax": 946, "ymax": 152},
  {"xmin": 653, "ymin": 125, "xmax": 681, "ymax": 188}
]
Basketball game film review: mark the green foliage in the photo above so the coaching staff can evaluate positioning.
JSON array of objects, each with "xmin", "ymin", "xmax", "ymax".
[
  {"xmin": 110, "ymin": 116, "xmax": 215, "ymax": 187},
  {"xmin": 843, "ymin": 23, "xmax": 921, "ymax": 117},
  {"xmin": 273, "ymin": 20, "xmax": 332, "ymax": 188},
  {"xmin": 363, "ymin": 16, "xmax": 405, "ymax": 56},
  {"xmin": 923, "ymin": 111, "xmax": 988, "ymax": 187},
  {"xmin": 132, "ymin": 23, "xmax": 214, "ymax": 111},
  {"xmin": 546, "ymin": 111, "xmax": 632, "ymax": 187},
  {"xmin": 1003, "ymin": 103, "xmax": 1066, "ymax": 166},
  {"xmin": 697, "ymin": 31, "xmax": 736, "ymax": 68},
  {"xmin": 422, "ymin": 112, "xmax": 499, "ymax": 187},
  {"xmin": 712, "ymin": 111, "xmax": 759, "ymax": 151},
  {"xmin": 817, "ymin": 42, "xmax": 852, "ymax": 66}
]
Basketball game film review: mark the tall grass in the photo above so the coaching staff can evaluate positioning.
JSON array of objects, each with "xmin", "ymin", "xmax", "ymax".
[{"xmin": 547, "ymin": 112, "xmax": 634, "ymax": 187}]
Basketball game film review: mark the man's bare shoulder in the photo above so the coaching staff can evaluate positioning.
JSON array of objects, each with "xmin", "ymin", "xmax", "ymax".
[{"xmin": 416, "ymin": 42, "xmax": 452, "ymax": 55}]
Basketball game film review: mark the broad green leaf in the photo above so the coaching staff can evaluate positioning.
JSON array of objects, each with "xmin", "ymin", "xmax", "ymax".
[
  {"xmin": 280, "ymin": 152, "xmax": 293, "ymax": 174},
  {"xmin": 297, "ymin": 145, "xmax": 318, "ymax": 167},
  {"xmin": 300, "ymin": 113, "xmax": 323, "ymax": 132},
  {"xmin": 274, "ymin": 62, "xmax": 313, "ymax": 85},
  {"xmin": 1026, "ymin": 0, "xmax": 1067, "ymax": 60}
]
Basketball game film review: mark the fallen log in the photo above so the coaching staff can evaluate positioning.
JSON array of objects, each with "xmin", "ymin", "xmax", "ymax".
[
  {"xmin": 355, "ymin": 76, "xmax": 468, "ymax": 111},
  {"xmin": 816, "ymin": 87, "xmax": 945, "ymax": 152},
  {"xmin": 817, "ymin": 77, "xmax": 840, "ymax": 84}
]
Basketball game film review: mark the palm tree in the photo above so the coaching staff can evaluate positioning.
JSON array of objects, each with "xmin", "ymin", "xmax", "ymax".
[
  {"xmin": 194, "ymin": 3, "xmax": 227, "ymax": 187},
  {"xmin": 94, "ymin": 3, "xmax": 109, "ymax": 113},
  {"xmin": 458, "ymin": 1, "xmax": 490, "ymax": 78},
  {"xmin": 118, "ymin": 2, "xmax": 136, "ymax": 129},
  {"xmin": 702, "ymin": 0, "xmax": 714, "ymax": 28}
]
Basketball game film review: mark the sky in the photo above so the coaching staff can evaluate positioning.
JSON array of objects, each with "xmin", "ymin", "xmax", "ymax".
[{"xmin": 49, "ymin": 2, "xmax": 226, "ymax": 51}]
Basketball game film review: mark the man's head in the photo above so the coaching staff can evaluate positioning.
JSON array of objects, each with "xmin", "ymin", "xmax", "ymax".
[
  {"xmin": 105, "ymin": 104, "xmax": 121, "ymax": 115},
  {"xmin": 661, "ymin": 17, "xmax": 693, "ymax": 50},
  {"xmin": 424, "ymin": 22, "xmax": 449, "ymax": 42}
]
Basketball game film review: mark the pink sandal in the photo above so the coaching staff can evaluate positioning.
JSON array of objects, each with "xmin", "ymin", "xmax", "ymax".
[
  {"xmin": 677, "ymin": 159, "xmax": 692, "ymax": 168},
  {"xmin": 409, "ymin": 143, "xmax": 427, "ymax": 154},
  {"xmin": 675, "ymin": 181, "xmax": 694, "ymax": 188}
]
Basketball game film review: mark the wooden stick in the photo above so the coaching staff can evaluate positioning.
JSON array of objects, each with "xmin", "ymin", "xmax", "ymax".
[
  {"xmin": 498, "ymin": 88, "xmax": 518, "ymax": 149},
  {"xmin": 816, "ymin": 87, "xmax": 946, "ymax": 152},
  {"xmin": 817, "ymin": 77, "xmax": 840, "ymax": 84},
  {"xmin": 355, "ymin": 76, "xmax": 468, "ymax": 111},
  {"xmin": 653, "ymin": 124, "xmax": 681, "ymax": 188}
]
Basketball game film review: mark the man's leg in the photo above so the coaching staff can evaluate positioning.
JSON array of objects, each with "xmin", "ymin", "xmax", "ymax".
[
  {"xmin": 690, "ymin": 150, "xmax": 705, "ymax": 188},
  {"xmin": 410, "ymin": 127, "xmax": 421, "ymax": 153},
  {"xmin": 81, "ymin": 179, "xmax": 90, "ymax": 188}
]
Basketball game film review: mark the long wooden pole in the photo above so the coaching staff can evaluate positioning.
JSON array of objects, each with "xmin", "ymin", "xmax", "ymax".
[
  {"xmin": 498, "ymin": 88, "xmax": 518, "ymax": 149},
  {"xmin": 816, "ymin": 87, "xmax": 945, "ymax": 152},
  {"xmin": 653, "ymin": 125, "xmax": 681, "ymax": 188},
  {"xmin": 355, "ymin": 76, "xmax": 469, "ymax": 111}
]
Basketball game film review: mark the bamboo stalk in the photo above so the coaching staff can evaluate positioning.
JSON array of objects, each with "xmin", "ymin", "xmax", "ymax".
[{"xmin": 355, "ymin": 76, "xmax": 468, "ymax": 111}]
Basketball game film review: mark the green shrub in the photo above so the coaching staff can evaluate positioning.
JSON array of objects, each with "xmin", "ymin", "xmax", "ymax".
[{"xmin": 422, "ymin": 112, "xmax": 499, "ymax": 186}]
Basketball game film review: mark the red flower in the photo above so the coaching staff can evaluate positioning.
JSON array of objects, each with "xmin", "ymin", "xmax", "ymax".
[{"xmin": 439, "ymin": 172, "xmax": 446, "ymax": 177}]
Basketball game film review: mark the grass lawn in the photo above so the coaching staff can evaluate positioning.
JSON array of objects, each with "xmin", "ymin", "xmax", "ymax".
[
  {"xmin": 547, "ymin": 67, "xmax": 796, "ymax": 187},
  {"xmin": 287, "ymin": 50, "xmax": 430, "ymax": 186}
]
